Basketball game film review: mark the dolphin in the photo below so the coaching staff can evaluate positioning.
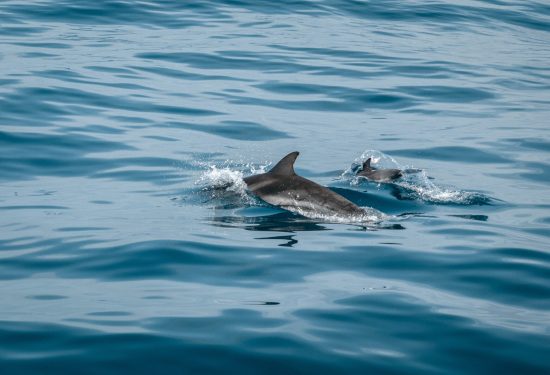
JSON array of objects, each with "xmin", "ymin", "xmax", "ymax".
[
  {"xmin": 357, "ymin": 158, "xmax": 402, "ymax": 182},
  {"xmin": 244, "ymin": 152, "xmax": 377, "ymax": 220}
]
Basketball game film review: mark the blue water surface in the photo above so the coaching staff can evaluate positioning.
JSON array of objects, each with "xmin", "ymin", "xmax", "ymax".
[{"xmin": 1, "ymin": 0, "xmax": 549, "ymax": 373}]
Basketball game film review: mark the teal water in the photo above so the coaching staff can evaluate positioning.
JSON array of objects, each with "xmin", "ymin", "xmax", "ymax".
[{"xmin": 1, "ymin": 0, "xmax": 549, "ymax": 373}]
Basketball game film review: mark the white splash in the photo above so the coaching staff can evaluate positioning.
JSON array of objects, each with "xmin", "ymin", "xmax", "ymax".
[
  {"xmin": 195, "ymin": 162, "xmax": 268, "ymax": 205},
  {"xmin": 397, "ymin": 169, "xmax": 487, "ymax": 204},
  {"xmin": 343, "ymin": 150, "xmax": 490, "ymax": 205}
]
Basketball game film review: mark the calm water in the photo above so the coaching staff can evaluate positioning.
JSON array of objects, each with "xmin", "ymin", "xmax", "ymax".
[{"xmin": 1, "ymin": 0, "xmax": 549, "ymax": 373}]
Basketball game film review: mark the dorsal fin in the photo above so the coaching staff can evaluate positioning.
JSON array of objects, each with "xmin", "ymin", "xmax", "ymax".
[
  {"xmin": 362, "ymin": 158, "xmax": 372, "ymax": 171},
  {"xmin": 269, "ymin": 151, "xmax": 299, "ymax": 175}
]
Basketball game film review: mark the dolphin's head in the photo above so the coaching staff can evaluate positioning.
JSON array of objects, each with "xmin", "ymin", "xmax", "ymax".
[{"xmin": 357, "ymin": 158, "xmax": 402, "ymax": 181}]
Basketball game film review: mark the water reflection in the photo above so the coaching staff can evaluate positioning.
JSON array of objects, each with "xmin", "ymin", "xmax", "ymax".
[
  {"xmin": 208, "ymin": 211, "xmax": 406, "ymax": 246},
  {"xmin": 209, "ymin": 211, "xmax": 330, "ymax": 233},
  {"xmin": 256, "ymin": 235, "xmax": 298, "ymax": 248}
]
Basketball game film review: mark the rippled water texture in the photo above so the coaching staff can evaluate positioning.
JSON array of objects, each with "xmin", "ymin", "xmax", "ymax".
[{"xmin": 1, "ymin": 1, "xmax": 549, "ymax": 374}]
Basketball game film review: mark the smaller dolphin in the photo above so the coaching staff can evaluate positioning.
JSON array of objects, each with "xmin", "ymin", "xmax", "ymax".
[
  {"xmin": 244, "ymin": 152, "xmax": 378, "ymax": 221},
  {"xmin": 357, "ymin": 158, "xmax": 402, "ymax": 182}
]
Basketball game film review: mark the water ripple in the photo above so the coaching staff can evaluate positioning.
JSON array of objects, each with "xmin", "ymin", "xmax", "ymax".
[{"xmin": 1, "ymin": 0, "xmax": 549, "ymax": 373}]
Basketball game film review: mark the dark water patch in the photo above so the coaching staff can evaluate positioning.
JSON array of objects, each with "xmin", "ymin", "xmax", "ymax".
[
  {"xmin": 11, "ymin": 42, "xmax": 72, "ymax": 49},
  {"xmin": 91, "ymin": 169, "xmax": 185, "ymax": 185},
  {"xmin": 400, "ymin": 108, "xmax": 497, "ymax": 118},
  {"xmin": 57, "ymin": 227, "xmax": 110, "ymax": 232},
  {"xmin": 137, "ymin": 51, "xmax": 321, "ymax": 74},
  {"xmin": 449, "ymin": 214, "xmax": 489, "ymax": 221},
  {"xmin": 142, "ymin": 135, "xmax": 178, "ymax": 142},
  {"xmin": 210, "ymin": 212, "xmax": 330, "ymax": 233},
  {"xmin": 0, "ymin": 26, "xmax": 48, "ymax": 36},
  {"xmin": 516, "ymin": 161, "xmax": 550, "ymax": 183},
  {"xmin": 210, "ymin": 90, "xmax": 414, "ymax": 112},
  {"xmin": 384, "ymin": 64, "xmax": 452, "ymax": 79},
  {"xmin": 1, "ymin": 0, "xmax": 231, "ymax": 29},
  {"xmin": 398, "ymin": 85, "xmax": 496, "ymax": 103},
  {"xmin": 212, "ymin": 32, "xmax": 267, "ymax": 40},
  {"xmin": 32, "ymin": 69, "xmax": 85, "ymax": 82},
  {"xmin": 487, "ymin": 2, "xmax": 550, "ymax": 32},
  {"xmin": 65, "ymin": 124, "xmax": 125, "ymax": 135},
  {"xmin": 0, "ymin": 129, "xmax": 133, "ymax": 157},
  {"xmin": 142, "ymin": 295, "xmax": 170, "ymax": 300},
  {"xmin": 164, "ymin": 120, "xmax": 292, "ymax": 141},
  {"xmin": 89, "ymin": 200, "xmax": 112, "ymax": 205},
  {"xmin": 0, "ymin": 130, "xmax": 190, "ymax": 182},
  {"xmin": 0, "ymin": 236, "xmax": 57, "ymax": 252},
  {"xmin": 1, "ymin": 236, "xmax": 550, "ymax": 312},
  {"xmin": 34, "ymin": 67, "xmax": 156, "ymax": 91},
  {"xmin": 87, "ymin": 311, "xmax": 131, "ymax": 317},
  {"xmin": 268, "ymin": 44, "xmax": 401, "ymax": 62},
  {"xmin": 0, "ymin": 89, "xmax": 74, "ymax": 127},
  {"xmin": 429, "ymin": 228, "xmax": 497, "ymax": 237},
  {"xmin": 389, "ymin": 146, "xmax": 510, "ymax": 164},
  {"xmin": 326, "ymin": 0, "xmax": 483, "ymax": 24},
  {"xmin": 0, "ymin": 319, "xmax": 368, "ymax": 374},
  {"xmin": 0, "ymin": 205, "xmax": 69, "ymax": 210},
  {"xmin": 0, "ymin": 79, "xmax": 20, "ymax": 85},
  {"xmin": 132, "ymin": 65, "xmax": 250, "ymax": 82},
  {"xmin": 382, "ymin": 60, "xmax": 489, "ymax": 79},
  {"xmin": 219, "ymin": 0, "xmax": 326, "ymax": 16},
  {"xmin": 108, "ymin": 115, "xmax": 154, "ymax": 125},
  {"xmin": 491, "ymin": 247, "xmax": 550, "ymax": 265},
  {"xmin": 256, "ymin": 234, "xmax": 298, "ymax": 247},
  {"xmin": 521, "ymin": 227, "xmax": 550, "ymax": 239},
  {"xmin": 326, "ymin": 0, "xmax": 550, "ymax": 32},
  {"xmin": 255, "ymin": 81, "xmax": 349, "ymax": 95},
  {"xmin": 138, "ymin": 49, "xmax": 381, "ymax": 79},
  {"xmin": 257, "ymin": 84, "xmax": 411, "ymax": 110},
  {"xmin": 0, "ymin": 86, "xmax": 221, "ymax": 128},
  {"xmin": 66, "ymin": 318, "xmax": 136, "ymax": 327},
  {"xmin": 325, "ymin": 293, "xmax": 548, "ymax": 372},
  {"xmin": 503, "ymin": 138, "xmax": 550, "ymax": 152},
  {"xmin": 340, "ymin": 245, "xmax": 550, "ymax": 310},
  {"xmin": 239, "ymin": 20, "xmax": 271, "ymax": 28},
  {"xmin": 243, "ymin": 301, "xmax": 280, "ymax": 305},
  {"xmin": 18, "ymin": 52, "xmax": 58, "ymax": 58},
  {"xmin": 84, "ymin": 65, "xmax": 135, "ymax": 74},
  {"xmin": 26, "ymin": 295, "xmax": 67, "ymax": 300}
]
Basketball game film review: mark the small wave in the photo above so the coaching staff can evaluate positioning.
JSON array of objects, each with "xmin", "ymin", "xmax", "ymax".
[
  {"xmin": 342, "ymin": 150, "xmax": 491, "ymax": 205},
  {"xmin": 396, "ymin": 172, "xmax": 490, "ymax": 205}
]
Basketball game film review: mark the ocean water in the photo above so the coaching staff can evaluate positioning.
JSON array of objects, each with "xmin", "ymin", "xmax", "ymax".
[{"xmin": 1, "ymin": 0, "xmax": 549, "ymax": 373}]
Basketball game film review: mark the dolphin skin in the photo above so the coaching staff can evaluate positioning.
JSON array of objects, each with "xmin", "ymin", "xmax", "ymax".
[
  {"xmin": 357, "ymin": 158, "xmax": 402, "ymax": 182},
  {"xmin": 244, "ymin": 152, "xmax": 369, "ymax": 220}
]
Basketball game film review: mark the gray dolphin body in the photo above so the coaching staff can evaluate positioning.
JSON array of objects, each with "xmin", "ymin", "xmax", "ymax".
[
  {"xmin": 357, "ymin": 158, "xmax": 402, "ymax": 182},
  {"xmin": 244, "ymin": 152, "xmax": 368, "ymax": 219}
]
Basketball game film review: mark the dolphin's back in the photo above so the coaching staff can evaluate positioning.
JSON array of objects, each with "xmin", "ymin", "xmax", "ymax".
[
  {"xmin": 359, "ymin": 169, "xmax": 402, "ymax": 181},
  {"xmin": 357, "ymin": 158, "xmax": 402, "ymax": 181},
  {"xmin": 244, "ymin": 152, "xmax": 366, "ymax": 218},
  {"xmin": 265, "ymin": 175, "xmax": 364, "ymax": 217}
]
